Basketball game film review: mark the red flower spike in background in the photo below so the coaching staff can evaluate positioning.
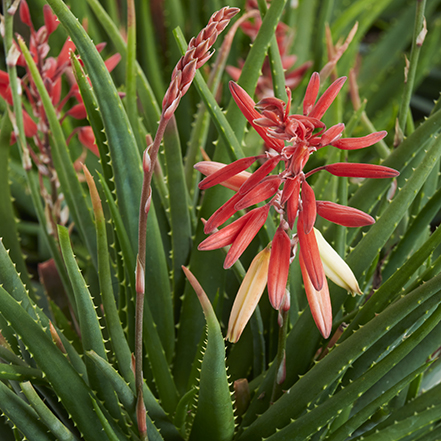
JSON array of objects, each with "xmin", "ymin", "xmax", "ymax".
[
  {"xmin": 197, "ymin": 71, "xmax": 399, "ymax": 340},
  {"xmin": 2, "ymin": 2, "xmax": 122, "ymax": 232}
]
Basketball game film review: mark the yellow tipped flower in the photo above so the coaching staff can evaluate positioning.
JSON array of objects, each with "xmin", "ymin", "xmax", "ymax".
[
  {"xmin": 314, "ymin": 228, "xmax": 362, "ymax": 295},
  {"xmin": 227, "ymin": 247, "xmax": 271, "ymax": 343}
]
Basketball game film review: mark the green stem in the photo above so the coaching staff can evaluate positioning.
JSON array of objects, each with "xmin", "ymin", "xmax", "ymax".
[
  {"xmin": 270, "ymin": 308, "xmax": 289, "ymax": 404},
  {"xmin": 397, "ymin": 0, "xmax": 427, "ymax": 141}
]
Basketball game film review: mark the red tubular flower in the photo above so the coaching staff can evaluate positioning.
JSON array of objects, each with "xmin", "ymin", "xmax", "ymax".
[
  {"xmin": 229, "ymin": 81, "xmax": 285, "ymax": 152},
  {"xmin": 194, "ymin": 161, "xmax": 251, "ymax": 192},
  {"xmin": 300, "ymin": 180, "xmax": 316, "ymax": 234},
  {"xmin": 199, "ymin": 207, "xmax": 258, "ymax": 251},
  {"xmin": 268, "ymin": 225, "xmax": 291, "ymax": 310},
  {"xmin": 297, "ymin": 213, "xmax": 325, "ymax": 292},
  {"xmin": 235, "ymin": 175, "xmax": 282, "ymax": 210},
  {"xmin": 331, "ymin": 131, "xmax": 387, "ymax": 150},
  {"xmin": 204, "ymin": 192, "xmax": 243, "ymax": 234},
  {"xmin": 324, "ymin": 162, "xmax": 399, "ymax": 178},
  {"xmin": 43, "ymin": 5, "xmax": 59, "ymax": 35},
  {"xmin": 316, "ymin": 201, "xmax": 375, "ymax": 227},
  {"xmin": 224, "ymin": 204, "xmax": 271, "ymax": 269},
  {"xmin": 199, "ymin": 155, "xmax": 261, "ymax": 190},
  {"xmin": 308, "ymin": 76, "xmax": 346, "ymax": 119},
  {"xmin": 299, "ymin": 252, "xmax": 332, "ymax": 339},
  {"xmin": 239, "ymin": 156, "xmax": 281, "ymax": 195}
]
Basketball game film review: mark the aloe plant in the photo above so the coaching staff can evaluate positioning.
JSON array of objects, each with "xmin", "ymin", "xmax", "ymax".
[{"xmin": 1, "ymin": 0, "xmax": 441, "ymax": 440}]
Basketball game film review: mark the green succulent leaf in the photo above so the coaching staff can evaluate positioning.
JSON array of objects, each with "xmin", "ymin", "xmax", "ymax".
[
  {"xmin": 0, "ymin": 285, "xmax": 108, "ymax": 441},
  {"xmin": 184, "ymin": 267, "xmax": 235, "ymax": 441},
  {"xmin": 0, "ymin": 381, "xmax": 53, "ymax": 441}
]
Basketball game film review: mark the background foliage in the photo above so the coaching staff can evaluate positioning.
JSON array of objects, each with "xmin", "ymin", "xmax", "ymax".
[{"xmin": 1, "ymin": 0, "xmax": 441, "ymax": 440}]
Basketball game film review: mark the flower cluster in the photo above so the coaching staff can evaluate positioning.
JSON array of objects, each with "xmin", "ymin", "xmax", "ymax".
[
  {"xmin": 196, "ymin": 73, "xmax": 399, "ymax": 341},
  {"xmin": 1, "ymin": 1, "xmax": 121, "ymax": 232},
  {"xmin": 0, "ymin": 0, "xmax": 121, "ymax": 154}
]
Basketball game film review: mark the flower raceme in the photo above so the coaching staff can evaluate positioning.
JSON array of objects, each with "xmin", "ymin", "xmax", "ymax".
[
  {"xmin": 196, "ymin": 73, "xmax": 399, "ymax": 340},
  {"xmin": 1, "ymin": 0, "xmax": 121, "ymax": 154}
]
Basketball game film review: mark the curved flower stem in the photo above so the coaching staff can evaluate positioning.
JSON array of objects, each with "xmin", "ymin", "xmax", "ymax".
[
  {"xmin": 135, "ymin": 116, "xmax": 168, "ymax": 400},
  {"xmin": 270, "ymin": 308, "xmax": 290, "ymax": 404}
]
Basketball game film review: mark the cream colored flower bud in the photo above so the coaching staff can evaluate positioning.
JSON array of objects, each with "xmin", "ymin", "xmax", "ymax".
[
  {"xmin": 313, "ymin": 228, "xmax": 362, "ymax": 296},
  {"xmin": 227, "ymin": 247, "xmax": 271, "ymax": 343}
]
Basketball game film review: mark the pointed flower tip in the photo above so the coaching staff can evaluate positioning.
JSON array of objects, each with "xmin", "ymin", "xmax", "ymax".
[{"xmin": 314, "ymin": 228, "xmax": 362, "ymax": 296}]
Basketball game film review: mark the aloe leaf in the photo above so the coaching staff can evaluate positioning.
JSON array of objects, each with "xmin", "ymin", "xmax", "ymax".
[
  {"xmin": 90, "ymin": 397, "xmax": 120, "ymax": 441},
  {"xmin": 174, "ymin": 388, "xmax": 197, "ymax": 438},
  {"xmin": 142, "ymin": 302, "xmax": 180, "ymax": 414},
  {"xmin": 326, "ymin": 364, "xmax": 430, "ymax": 441},
  {"xmin": 328, "ymin": 111, "xmax": 441, "ymax": 248},
  {"xmin": 0, "ymin": 381, "xmax": 53, "ymax": 441},
  {"xmin": 97, "ymin": 173, "xmax": 174, "ymax": 363},
  {"xmin": 343, "ymin": 289, "xmax": 441, "ymax": 388},
  {"xmin": 87, "ymin": 351, "xmax": 179, "ymax": 441},
  {"xmin": 136, "ymin": 0, "xmax": 165, "ymax": 101},
  {"xmin": 18, "ymin": 37, "xmax": 98, "ymax": 270},
  {"xmin": 352, "ymin": 404, "xmax": 441, "ymax": 441},
  {"xmin": 249, "ymin": 299, "xmax": 441, "ymax": 441},
  {"xmin": 0, "ymin": 365, "xmax": 45, "ymax": 383},
  {"xmin": 49, "ymin": 300, "xmax": 82, "ymax": 354},
  {"xmin": 0, "ymin": 237, "xmax": 87, "ymax": 379},
  {"xmin": 290, "ymin": 0, "xmax": 318, "ymax": 65},
  {"xmin": 238, "ymin": 272, "xmax": 441, "ymax": 440},
  {"xmin": 20, "ymin": 382, "xmax": 75, "ymax": 441},
  {"xmin": 163, "ymin": 118, "xmax": 193, "ymax": 296},
  {"xmin": 346, "ymin": 134, "xmax": 441, "ymax": 283},
  {"xmin": 58, "ymin": 225, "xmax": 123, "ymax": 423},
  {"xmin": 360, "ymin": 382, "xmax": 441, "ymax": 437},
  {"xmin": 382, "ymin": 185, "xmax": 441, "ymax": 281},
  {"xmin": 45, "ymin": 0, "xmax": 142, "ymax": 252},
  {"xmin": 83, "ymin": 168, "xmax": 133, "ymax": 388},
  {"xmin": 342, "ymin": 220, "xmax": 441, "ymax": 341},
  {"xmin": 70, "ymin": 54, "xmax": 114, "ymax": 188},
  {"xmin": 350, "ymin": 315, "xmax": 441, "ymax": 421},
  {"xmin": 184, "ymin": 267, "xmax": 235, "ymax": 441},
  {"xmin": 256, "ymin": 0, "xmax": 287, "ymax": 101},
  {"xmin": 85, "ymin": 0, "xmax": 161, "ymax": 134},
  {"xmin": 0, "ymin": 113, "xmax": 32, "ymax": 294},
  {"xmin": 125, "ymin": 0, "xmax": 141, "ymax": 152},
  {"xmin": 0, "ymin": 285, "xmax": 108, "ymax": 441}
]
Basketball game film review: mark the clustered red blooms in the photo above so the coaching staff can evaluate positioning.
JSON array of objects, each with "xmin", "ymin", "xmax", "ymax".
[
  {"xmin": 196, "ymin": 73, "xmax": 399, "ymax": 338},
  {"xmin": 226, "ymin": 0, "xmax": 312, "ymax": 98},
  {"xmin": 0, "ymin": 1, "xmax": 121, "ymax": 233},
  {"xmin": 0, "ymin": 0, "xmax": 121, "ymax": 155}
]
